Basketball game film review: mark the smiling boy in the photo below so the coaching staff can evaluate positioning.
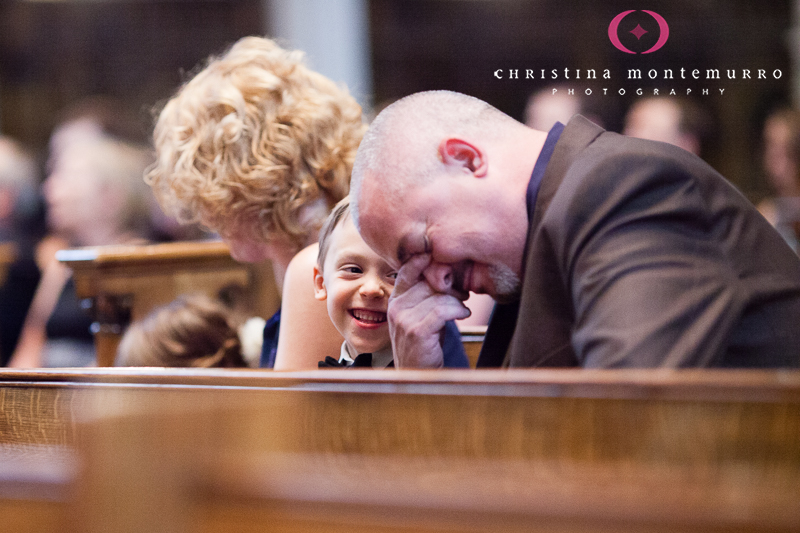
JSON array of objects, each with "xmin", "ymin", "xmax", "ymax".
[{"xmin": 314, "ymin": 197, "xmax": 396, "ymax": 367}]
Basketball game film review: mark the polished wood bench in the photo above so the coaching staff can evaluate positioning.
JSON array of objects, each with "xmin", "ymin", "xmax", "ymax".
[
  {"xmin": 1, "ymin": 368, "xmax": 797, "ymax": 532},
  {"xmin": 0, "ymin": 241, "xmax": 17, "ymax": 287},
  {"xmin": 459, "ymin": 325, "xmax": 486, "ymax": 368},
  {"xmin": 56, "ymin": 241, "xmax": 281, "ymax": 366}
]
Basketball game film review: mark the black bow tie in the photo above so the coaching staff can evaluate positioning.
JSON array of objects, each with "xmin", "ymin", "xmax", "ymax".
[{"xmin": 318, "ymin": 353, "xmax": 373, "ymax": 368}]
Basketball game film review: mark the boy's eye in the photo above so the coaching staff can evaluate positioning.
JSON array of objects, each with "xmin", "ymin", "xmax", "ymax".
[
  {"xmin": 387, "ymin": 271, "xmax": 398, "ymax": 281},
  {"xmin": 342, "ymin": 265, "xmax": 363, "ymax": 274}
]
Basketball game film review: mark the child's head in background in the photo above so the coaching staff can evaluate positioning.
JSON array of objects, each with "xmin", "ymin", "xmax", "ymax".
[{"xmin": 116, "ymin": 293, "xmax": 249, "ymax": 368}]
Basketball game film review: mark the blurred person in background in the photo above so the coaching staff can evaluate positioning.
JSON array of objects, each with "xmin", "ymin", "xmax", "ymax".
[
  {"xmin": 0, "ymin": 137, "xmax": 43, "ymax": 365},
  {"xmin": 623, "ymin": 97, "xmax": 712, "ymax": 157},
  {"xmin": 9, "ymin": 135, "xmax": 153, "ymax": 368},
  {"xmin": 756, "ymin": 107, "xmax": 800, "ymax": 253},
  {"xmin": 524, "ymin": 84, "xmax": 602, "ymax": 131},
  {"xmin": 48, "ymin": 96, "xmax": 205, "ymax": 243}
]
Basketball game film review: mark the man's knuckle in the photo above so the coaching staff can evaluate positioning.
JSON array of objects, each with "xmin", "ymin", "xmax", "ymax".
[{"xmin": 433, "ymin": 306, "xmax": 450, "ymax": 322}]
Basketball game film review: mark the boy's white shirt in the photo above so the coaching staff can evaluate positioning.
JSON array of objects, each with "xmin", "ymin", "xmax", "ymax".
[{"xmin": 339, "ymin": 341, "xmax": 394, "ymax": 368}]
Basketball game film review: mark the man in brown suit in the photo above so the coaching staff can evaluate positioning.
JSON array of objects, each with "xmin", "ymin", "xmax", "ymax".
[{"xmin": 350, "ymin": 91, "xmax": 800, "ymax": 368}]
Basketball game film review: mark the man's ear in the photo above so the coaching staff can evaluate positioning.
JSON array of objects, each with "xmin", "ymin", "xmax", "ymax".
[
  {"xmin": 313, "ymin": 265, "xmax": 327, "ymax": 301},
  {"xmin": 439, "ymin": 138, "xmax": 487, "ymax": 177}
]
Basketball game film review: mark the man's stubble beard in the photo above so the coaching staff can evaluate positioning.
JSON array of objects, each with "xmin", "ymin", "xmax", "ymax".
[{"xmin": 488, "ymin": 263, "xmax": 522, "ymax": 304}]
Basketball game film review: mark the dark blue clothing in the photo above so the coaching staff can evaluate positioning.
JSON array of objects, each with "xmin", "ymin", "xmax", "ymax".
[
  {"xmin": 526, "ymin": 122, "xmax": 564, "ymax": 222},
  {"xmin": 45, "ymin": 278, "xmax": 94, "ymax": 341},
  {"xmin": 442, "ymin": 320, "xmax": 469, "ymax": 368},
  {"xmin": 260, "ymin": 308, "xmax": 469, "ymax": 368},
  {"xmin": 41, "ymin": 278, "xmax": 95, "ymax": 367},
  {"xmin": 259, "ymin": 308, "xmax": 281, "ymax": 368}
]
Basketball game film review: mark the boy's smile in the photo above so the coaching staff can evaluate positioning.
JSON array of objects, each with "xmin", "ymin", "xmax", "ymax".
[{"xmin": 349, "ymin": 308, "xmax": 388, "ymax": 328}]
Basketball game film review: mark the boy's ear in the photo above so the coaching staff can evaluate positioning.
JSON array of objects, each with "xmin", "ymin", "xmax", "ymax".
[
  {"xmin": 439, "ymin": 138, "xmax": 487, "ymax": 177},
  {"xmin": 313, "ymin": 265, "xmax": 327, "ymax": 301}
]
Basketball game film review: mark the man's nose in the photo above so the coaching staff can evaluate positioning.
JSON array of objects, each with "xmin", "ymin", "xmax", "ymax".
[{"xmin": 423, "ymin": 262, "xmax": 454, "ymax": 293}]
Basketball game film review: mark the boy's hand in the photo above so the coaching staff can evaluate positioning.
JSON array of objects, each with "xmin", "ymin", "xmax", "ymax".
[{"xmin": 388, "ymin": 254, "xmax": 471, "ymax": 368}]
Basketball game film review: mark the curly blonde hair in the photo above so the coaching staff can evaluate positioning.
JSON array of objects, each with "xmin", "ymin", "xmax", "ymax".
[{"xmin": 147, "ymin": 36, "xmax": 366, "ymax": 251}]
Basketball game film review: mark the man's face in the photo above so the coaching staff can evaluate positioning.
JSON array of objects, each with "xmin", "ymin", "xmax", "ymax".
[{"xmin": 358, "ymin": 175, "xmax": 523, "ymax": 303}]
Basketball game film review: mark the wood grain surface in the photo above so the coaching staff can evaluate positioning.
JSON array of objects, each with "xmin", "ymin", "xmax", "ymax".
[
  {"xmin": 0, "ymin": 241, "xmax": 16, "ymax": 287},
  {"xmin": 1, "ymin": 368, "xmax": 794, "ymax": 532}
]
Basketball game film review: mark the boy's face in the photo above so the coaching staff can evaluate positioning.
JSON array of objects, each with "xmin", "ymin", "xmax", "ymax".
[{"xmin": 314, "ymin": 216, "xmax": 397, "ymax": 354}]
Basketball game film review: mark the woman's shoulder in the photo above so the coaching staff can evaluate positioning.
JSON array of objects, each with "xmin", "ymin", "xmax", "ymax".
[
  {"xmin": 287, "ymin": 243, "xmax": 319, "ymax": 272},
  {"xmin": 283, "ymin": 243, "xmax": 319, "ymax": 293},
  {"xmin": 274, "ymin": 242, "xmax": 342, "ymax": 370}
]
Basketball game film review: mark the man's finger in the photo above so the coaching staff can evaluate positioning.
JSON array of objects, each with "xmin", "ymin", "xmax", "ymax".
[
  {"xmin": 389, "ymin": 293, "xmax": 471, "ymax": 337},
  {"xmin": 393, "ymin": 253, "xmax": 432, "ymax": 294}
]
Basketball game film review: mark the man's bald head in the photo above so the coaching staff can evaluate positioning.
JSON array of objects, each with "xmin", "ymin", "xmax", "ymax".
[{"xmin": 351, "ymin": 91, "xmax": 521, "ymax": 228}]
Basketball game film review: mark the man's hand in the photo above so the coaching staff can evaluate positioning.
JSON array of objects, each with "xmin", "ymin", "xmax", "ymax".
[{"xmin": 388, "ymin": 254, "xmax": 471, "ymax": 368}]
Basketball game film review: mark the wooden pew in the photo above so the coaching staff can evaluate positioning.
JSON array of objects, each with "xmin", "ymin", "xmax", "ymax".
[
  {"xmin": 1, "ymin": 368, "xmax": 797, "ymax": 532},
  {"xmin": 0, "ymin": 367, "xmax": 286, "ymax": 532},
  {"xmin": 56, "ymin": 241, "xmax": 281, "ymax": 366},
  {"xmin": 75, "ymin": 369, "xmax": 800, "ymax": 532},
  {"xmin": 459, "ymin": 325, "xmax": 486, "ymax": 368},
  {"xmin": 0, "ymin": 445, "xmax": 74, "ymax": 533},
  {"xmin": 0, "ymin": 241, "xmax": 17, "ymax": 287}
]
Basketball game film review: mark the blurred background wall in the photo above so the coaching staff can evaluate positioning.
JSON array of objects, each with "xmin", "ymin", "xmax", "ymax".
[{"xmin": 0, "ymin": 0, "xmax": 797, "ymax": 201}]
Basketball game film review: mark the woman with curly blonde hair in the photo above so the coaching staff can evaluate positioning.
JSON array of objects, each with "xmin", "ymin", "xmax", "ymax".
[{"xmin": 148, "ymin": 36, "xmax": 366, "ymax": 369}]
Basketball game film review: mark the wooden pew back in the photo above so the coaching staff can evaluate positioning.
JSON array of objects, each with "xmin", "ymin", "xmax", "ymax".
[
  {"xmin": 459, "ymin": 325, "xmax": 485, "ymax": 367},
  {"xmin": 0, "ymin": 241, "xmax": 16, "ymax": 287},
  {"xmin": 15, "ymin": 368, "xmax": 791, "ymax": 533}
]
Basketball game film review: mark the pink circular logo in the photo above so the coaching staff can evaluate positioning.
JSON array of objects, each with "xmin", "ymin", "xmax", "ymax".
[{"xmin": 608, "ymin": 10, "xmax": 669, "ymax": 54}]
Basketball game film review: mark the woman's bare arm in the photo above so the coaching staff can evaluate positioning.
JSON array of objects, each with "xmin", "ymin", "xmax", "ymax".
[
  {"xmin": 273, "ymin": 244, "xmax": 343, "ymax": 370},
  {"xmin": 8, "ymin": 258, "xmax": 70, "ymax": 368}
]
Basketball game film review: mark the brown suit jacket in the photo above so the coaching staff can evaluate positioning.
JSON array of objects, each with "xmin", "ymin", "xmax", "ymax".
[{"xmin": 478, "ymin": 116, "xmax": 800, "ymax": 368}]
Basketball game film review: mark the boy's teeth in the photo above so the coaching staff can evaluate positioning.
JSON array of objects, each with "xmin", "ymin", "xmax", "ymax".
[{"xmin": 352, "ymin": 309, "xmax": 386, "ymax": 323}]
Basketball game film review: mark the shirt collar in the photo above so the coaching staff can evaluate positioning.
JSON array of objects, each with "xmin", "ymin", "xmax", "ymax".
[{"xmin": 339, "ymin": 342, "xmax": 394, "ymax": 368}]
